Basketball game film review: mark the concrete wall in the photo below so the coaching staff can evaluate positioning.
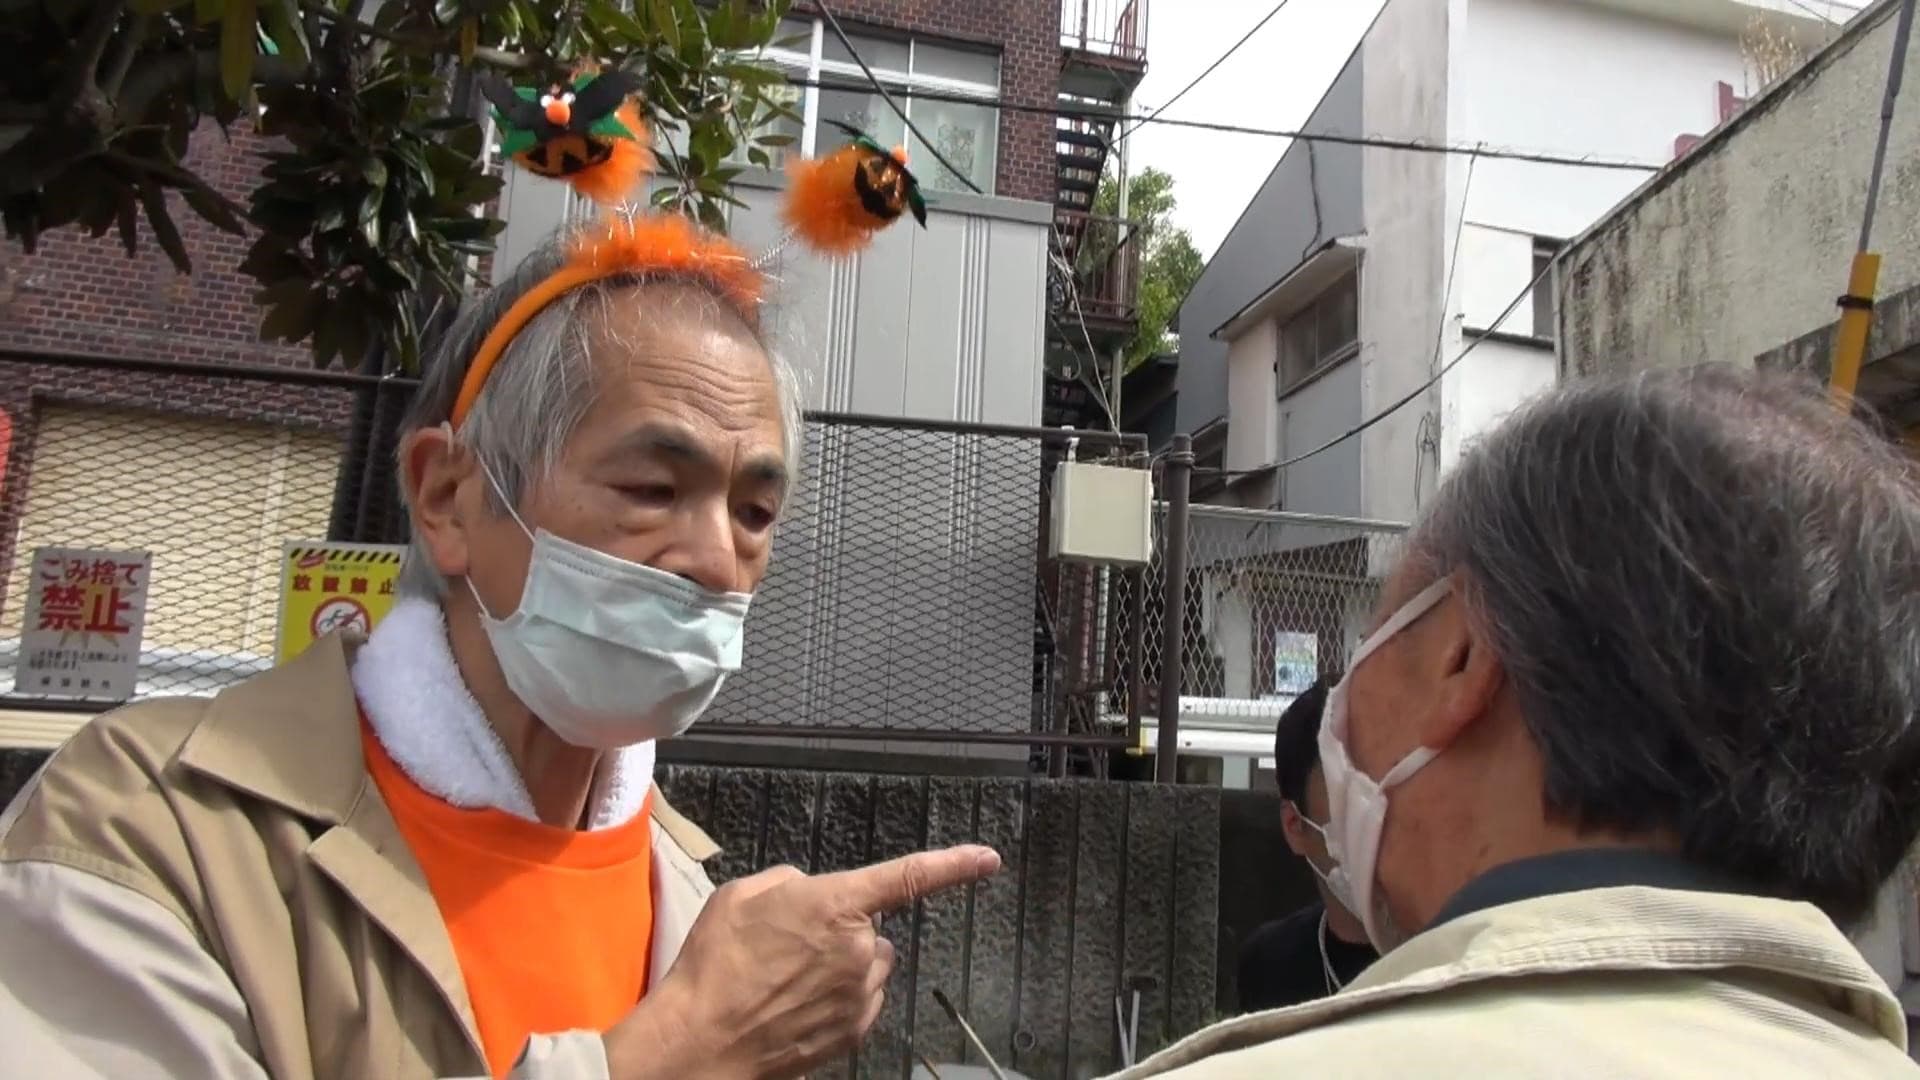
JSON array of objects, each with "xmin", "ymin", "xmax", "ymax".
[
  {"xmin": 1561, "ymin": 0, "xmax": 1920, "ymax": 380},
  {"xmin": 1172, "ymin": 55, "xmax": 1366, "ymax": 439},
  {"xmin": 496, "ymin": 170, "xmax": 1052, "ymax": 427},
  {"xmin": 1277, "ymin": 363, "xmax": 1365, "ymax": 519},
  {"xmin": 1359, "ymin": 0, "xmax": 1454, "ymax": 525}
]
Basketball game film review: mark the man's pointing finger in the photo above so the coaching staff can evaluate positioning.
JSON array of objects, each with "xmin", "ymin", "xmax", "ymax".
[{"xmin": 823, "ymin": 844, "xmax": 1002, "ymax": 916}]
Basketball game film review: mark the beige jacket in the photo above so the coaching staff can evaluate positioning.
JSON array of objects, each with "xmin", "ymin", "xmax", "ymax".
[
  {"xmin": 0, "ymin": 634, "xmax": 719, "ymax": 1079},
  {"xmin": 1114, "ymin": 885, "xmax": 1916, "ymax": 1078}
]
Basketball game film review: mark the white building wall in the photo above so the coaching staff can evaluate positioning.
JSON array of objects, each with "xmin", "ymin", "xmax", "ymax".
[
  {"xmin": 1224, "ymin": 319, "xmax": 1280, "ymax": 474},
  {"xmin": 1436, "ymin": 0, "xmax": 1801, "ymax": 474},
  {"xmin": 1459, "ymin": 0, "xmax": 1753, "ymax": 240},
  {"xmin": 1359, "ymin": 0, "xmax": 1456, "ymax": 526}
]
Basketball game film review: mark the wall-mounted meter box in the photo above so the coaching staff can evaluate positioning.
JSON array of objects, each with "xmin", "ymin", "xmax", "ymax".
[{"xmin": 1048, "ymin": 461, "xmax": 1154, "ymax": 565}]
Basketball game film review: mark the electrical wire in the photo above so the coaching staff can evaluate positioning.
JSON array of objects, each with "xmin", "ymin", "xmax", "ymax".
[
  {"xmin": 1255, "ymin": 245, "xmax": 1564, "ymax": 474},
  {"xmin": 1780, "ymin": 0, "xmax": 1845, "ymax": 24},
  {"xmin": 782, "ymin": 75, "xmax": 1663, "ymax": 173},
  {"xmin": 1109, "ymin": 0, "xmax": 1298, "ymax": 148},
  {"xmin": 811, "ymin": 0, "xmax": 985, "ymax": 195}
]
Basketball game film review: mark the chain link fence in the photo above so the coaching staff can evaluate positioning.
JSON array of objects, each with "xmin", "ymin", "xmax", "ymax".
[
  {"xmin": 1120, "ymin": 500, "xmax": 1408, "ymax": 737},
  {"xmin": 0, "ymin": 352, "xmax": 1148, "ymax": 753}
]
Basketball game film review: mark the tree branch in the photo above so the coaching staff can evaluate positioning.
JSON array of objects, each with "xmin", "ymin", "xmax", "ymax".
[
  {"xmin": 297, "ymin": 0, "xmax": 533, "ymax": 69},
  {"xmin": 57, "ymin": 1, "xmax": 127, "ymax": 112},
  {"xmin": 117, "ymin": 51, "xmax": 315, "ymax": 129},
  {"xmin": 102, "ymin": 14, "xmax": 152, "ymax": 99}
]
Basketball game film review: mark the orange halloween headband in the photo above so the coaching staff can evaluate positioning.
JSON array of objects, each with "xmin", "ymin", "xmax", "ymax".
[{"xmin": 451, "ymin": 67, "xmax": 930, "ymax": 429}]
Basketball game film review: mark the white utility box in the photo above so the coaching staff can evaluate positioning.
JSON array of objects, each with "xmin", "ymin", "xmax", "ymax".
[{"xmin": 1048, "ymin": 461, "xmax": 1154, "ymax": 565}]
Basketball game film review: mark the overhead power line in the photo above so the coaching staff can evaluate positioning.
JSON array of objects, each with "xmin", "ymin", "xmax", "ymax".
[
  {"xmin": 781, "ymin": 76, "xmax": 1663, "ymax": 173},
  {"xmin": 1256, "ymin": 245, "xmax": 1564, "ymax": 474},
  {"xmin": 1110, "ymin": 0, "xmax": 1299, "ymax": 148}
]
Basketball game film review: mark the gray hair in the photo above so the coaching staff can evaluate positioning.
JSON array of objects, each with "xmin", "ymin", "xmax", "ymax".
[
  {"xmin": 396, "ymin": 228, "xmax": 805, "ymax": 598},
  {"xmin": 1406, "ymin": 365, "xmax": 1920, "ymax": 925}
]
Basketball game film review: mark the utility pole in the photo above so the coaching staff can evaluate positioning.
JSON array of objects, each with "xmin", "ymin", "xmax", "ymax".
[{"xmin": 1828, "ymin": 0, "xmax": 1918, "ymax": 404}]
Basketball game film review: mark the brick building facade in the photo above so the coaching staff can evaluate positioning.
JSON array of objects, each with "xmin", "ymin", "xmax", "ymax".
[
  {"xmin": 798, "ymin": 0, "xmax": 1061, "ymax": 204},
  {"xmin": 0, "ymin": 5, "xmax": 1106, "ymax": 698}
]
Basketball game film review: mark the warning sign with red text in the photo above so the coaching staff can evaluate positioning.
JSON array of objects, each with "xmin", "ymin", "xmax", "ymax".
[
  {"xmin": 274, "ymin": 542, "xmax": 405, "ymax": 664},
  {"xmin": 19, "ymin": 546, "xmax": 151, "ymax": 701}
]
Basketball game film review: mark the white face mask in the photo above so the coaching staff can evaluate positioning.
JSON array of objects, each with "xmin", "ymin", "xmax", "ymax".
[
  {"xmin": 1317, "ymin": 577, "xmax": 1453, "ymax": 951},
  {"xmin": 465, "ymin": 463, "xmax": 752, "ymax": 750},
  {"xmin": 1291, "ymin": 807, "xmax": 1360, "ymax": 917}
]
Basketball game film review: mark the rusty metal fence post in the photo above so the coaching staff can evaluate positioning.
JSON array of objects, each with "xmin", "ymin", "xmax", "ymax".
[{"xmin": 1155, "ymin": 433, "xmax": 1192, "ymax": 782}]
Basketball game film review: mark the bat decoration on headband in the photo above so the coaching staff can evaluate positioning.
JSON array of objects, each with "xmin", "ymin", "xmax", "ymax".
[
  {"xmin": 780, "ymin": 118, "xmax": 928, "ymax": 257},
  {"xmin": 479, "ymin": 68, "xmax": 652, "ymax": 204}
]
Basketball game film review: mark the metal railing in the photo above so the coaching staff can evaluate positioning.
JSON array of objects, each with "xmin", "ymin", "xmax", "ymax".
[
  {"xmin": 1063, "ymin": 0, "xmax": 1149, "ymax": 63},
  {"xmin": 1057, "ymin": 210, "xmax": 1143, "ymax": 325},
  {"xmin": 0, "ymin": 350, "xmax": 1151, "ymax": 756}
]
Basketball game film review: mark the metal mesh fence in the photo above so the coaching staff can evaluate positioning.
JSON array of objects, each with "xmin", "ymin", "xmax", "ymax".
[
  {"xmin": 0, "ymin": 355, "xmax": 365, "ymax": 702},
  {"xmin": 0, "ymin": 353, "xmax": 1147, "ymax": 751},
  {"xmin": 1125, "ymin": 502, "xmax": 1408, "ymax": 732}
]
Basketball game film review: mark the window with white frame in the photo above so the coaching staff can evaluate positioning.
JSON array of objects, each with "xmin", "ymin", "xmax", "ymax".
[
  {"xmin": 744, "ymin": 18, "xmax": 1001, "ymax": 195},
  {"xmin": 1275, "ymin": 272, "xmax": 1359, "ymax": 395}
]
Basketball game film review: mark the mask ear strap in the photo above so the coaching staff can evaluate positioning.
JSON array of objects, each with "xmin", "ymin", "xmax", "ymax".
[{"xmin": 447, "ymin": 421, "xmax": 538, "ymax": 542}]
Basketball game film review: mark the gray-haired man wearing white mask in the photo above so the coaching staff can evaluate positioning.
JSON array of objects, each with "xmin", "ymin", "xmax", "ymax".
[{"xmin": 1111, "ymin": 367, "xmax": 1920, "ymax": 1079}]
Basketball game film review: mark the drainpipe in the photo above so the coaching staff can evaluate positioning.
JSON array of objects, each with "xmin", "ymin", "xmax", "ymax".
[
  {"xmin": 1112, "ymin": 91, "xmax": 1132, "ymax": 431},
  {"xmin": 1829, "ymin": 0, "xmax": 1918, "ymax": 404}
]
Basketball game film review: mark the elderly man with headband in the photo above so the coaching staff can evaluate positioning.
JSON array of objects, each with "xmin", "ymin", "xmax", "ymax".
[{"xmin": 0, "ymin": 76, "xmax": 994, "ymax": 1079}]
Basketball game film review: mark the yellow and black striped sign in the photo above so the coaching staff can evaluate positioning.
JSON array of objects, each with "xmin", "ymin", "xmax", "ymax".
[{"xmin": 275, "ymin": 541, "xmax": 407, "ymax": 664}]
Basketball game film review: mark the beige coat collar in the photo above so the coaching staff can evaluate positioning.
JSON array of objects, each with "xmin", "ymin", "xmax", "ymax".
[{"xmin": 1116, "ymin": 884, "xmax": 1905, "ymax": 1078}]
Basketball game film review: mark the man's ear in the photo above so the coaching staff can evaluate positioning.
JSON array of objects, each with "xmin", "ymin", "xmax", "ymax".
[
  {"xmin": 1415, "ymin": 585, "xmax": 1505, "ymax": 751},
  {"xmin": 1279, "ymin": 800, "xmax": 1310, "ymax": 858},
  {"xmin": 400, "ymin": 425, "xmax": 475, "ymax": 581}
]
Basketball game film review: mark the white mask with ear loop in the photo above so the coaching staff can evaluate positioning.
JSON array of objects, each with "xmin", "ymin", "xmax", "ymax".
[
  {"xmin": 457, "ymin": 441, "xmax": 752, "ymax": 750},
  {"xmin": 1290, "ymin": 807, "xmax": 1360, "ymax": 916},
  {"xmin": 1317, "ymin": 577, "xmax": 1454, "ymax": 951}
]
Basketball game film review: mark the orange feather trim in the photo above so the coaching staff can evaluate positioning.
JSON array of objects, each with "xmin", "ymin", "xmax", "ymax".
[
  {"xmin": 569, "ymin": 101, "xmax": 654, "ymax": 205},
  {"xmin": 567, "ymin": 211, "xmax": 762, "ymax": 316},
  {"xmin": 450, "ymin": 212, "xmax": 764, "ymax": 427},
  {"xmin": 782, "ymin": 144, "xmax": 890, "ymax": 257}
]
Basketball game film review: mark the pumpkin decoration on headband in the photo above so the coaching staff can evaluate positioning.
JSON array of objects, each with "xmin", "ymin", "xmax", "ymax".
[
  {"xmin": 781, "ymin": 119, "xmax": 929, "ymax": 256},
  {"xmin": 449, "ymin": 66, "xmax": 927, "ymax": 429},
  {"xmin": 479, "ymin": 68, "xmax": 652, "ymax": 206}
]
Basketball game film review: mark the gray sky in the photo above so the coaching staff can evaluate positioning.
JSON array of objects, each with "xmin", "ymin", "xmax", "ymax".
[{"xmin": 1125, "ymin": 0, "xmax": 1387, "ymax": 258}]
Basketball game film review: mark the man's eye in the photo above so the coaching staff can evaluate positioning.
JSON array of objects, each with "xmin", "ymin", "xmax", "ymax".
[
  {"xmin": 621, "ymin": 484, "xmax": 675, "ymax": 506},
  {"xmin": 738, "ymin": 504, "xmax": 778, "ymax": 530}
]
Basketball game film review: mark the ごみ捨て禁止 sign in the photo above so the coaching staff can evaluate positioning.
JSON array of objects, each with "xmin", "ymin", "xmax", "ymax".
[{"xmin": 19, "ymin": 546, "xmax": 151, "ymax": 701}]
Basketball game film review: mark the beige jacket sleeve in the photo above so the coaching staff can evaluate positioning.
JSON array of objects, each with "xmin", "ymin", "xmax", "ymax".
[{"xmin": 0, "ymin": 859, "xmax": 611, "ymax": 1079}]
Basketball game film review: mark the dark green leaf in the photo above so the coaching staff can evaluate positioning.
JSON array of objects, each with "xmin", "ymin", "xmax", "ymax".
[
  {"xmin": 238, "ymin": 237, "xmax": 303, "ymax": 282},
  {"xmin": 182, "ymin": 184, "xmax": 247, "ymax": 235},
  {"xmin": 130, "ymin": 0, "xmax": 192, "ymax": 12},
  {"xmin": 138, "ymin": 180, "xmax": 191, "ymax": 273},
  {"xmin": 220, "ymin": 0, "xmax": 258, "ymax": 102},
  {"xmin": 646, "ymin": 0, "xmax": 680, "ymax": 50},
  {"xmin": 117, "ymin": 194, "xmax": 140, "ymax": 256},
  {"xmin": 361, "ymin": 157, "xmax": 389, "ymax": 191},
  {"xmin": 746, "ymin": 146, "xmax": 770, "ymax": 168},
  {"xmin": 358, "ymin": 186, "xmax": 384, "ymax": 246},
  {"xmin": 259, "ymin": 285, "xmax": 321, "ymax": 343},
  {"xmin": 311, "ymin": 312, "xmax": 340, "ymax": 368},
  {"xmin": 755, "ymin": 132, "xmax": 796, "ymax": 148},
  {"xmin": 260, "ymin": 0, "xmax": 309, "ymax": 67}
]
